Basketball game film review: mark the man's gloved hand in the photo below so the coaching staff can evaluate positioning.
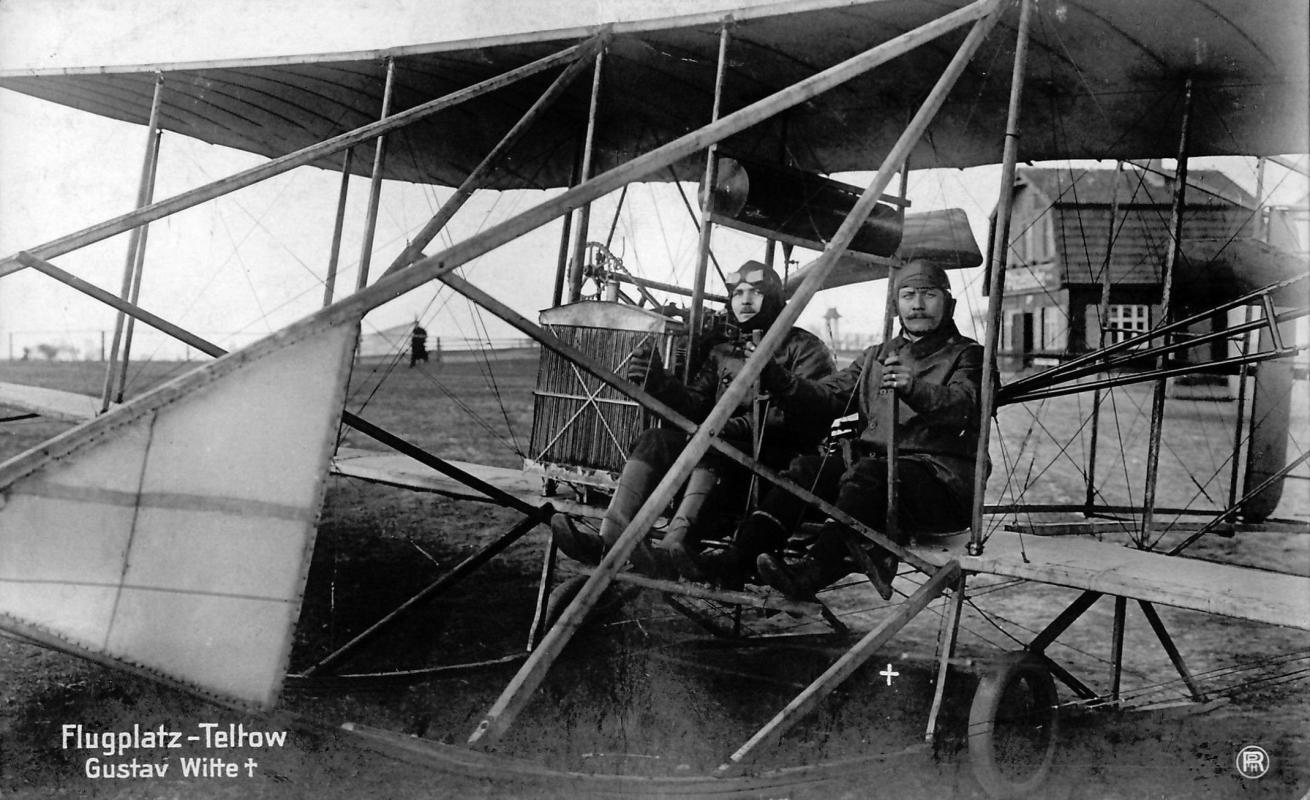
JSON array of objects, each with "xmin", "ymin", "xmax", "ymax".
[
  {"xmin": 625, "ymin": 343, "xmax": 664, "ymax": 386},
  {"xmin": 757, "ymin": 357, "xmax": 795, "ymax": 397},
  {"xmin": 718, "ymin": 416, "xmax": 752, "ymax": 442}
]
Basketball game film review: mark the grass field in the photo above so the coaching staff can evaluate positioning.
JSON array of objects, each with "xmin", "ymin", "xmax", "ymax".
[
  {"xmin": 0, "ymin": 355, "xmax": 1307, "ymax": 798},
  {"xmin": 6, "ymin": 353, "xmax": 1307, "ymax": 516}
]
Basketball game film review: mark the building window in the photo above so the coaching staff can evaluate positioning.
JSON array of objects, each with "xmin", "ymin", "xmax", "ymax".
[
  {"xmin": 1039, "ymin": 306, "xmax": 1066, "ymax": 352},
  {"xmin": 1105, "ymin": 304, "xmax": 1150, "ymax": 345},
  {"xmin": 1024, "ymin": 214, "xmax": 1049, "ymax": 263}
]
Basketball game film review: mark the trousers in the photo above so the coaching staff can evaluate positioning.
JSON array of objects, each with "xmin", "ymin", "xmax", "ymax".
[
  {"xmin": 734, "ymin": 449, "xmax": 970, "ymax": 565},
  {"xmin": 603, "ymin": 427, "xmax": 805, "ymax": 546}
]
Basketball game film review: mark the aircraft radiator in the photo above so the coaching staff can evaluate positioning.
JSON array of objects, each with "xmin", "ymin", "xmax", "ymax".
[{"xmin": 526, "ymin": 301, "xmax": 684, "ymax": 493}]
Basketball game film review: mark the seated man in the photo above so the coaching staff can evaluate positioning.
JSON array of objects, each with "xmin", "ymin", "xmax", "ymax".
[
  {"xmin": 551, "ymin": 260, "xmax": 836, "ymax": 577},
  {"xmin": 703, "ymin": 259, "xmax": 984, "ymax": 599}
]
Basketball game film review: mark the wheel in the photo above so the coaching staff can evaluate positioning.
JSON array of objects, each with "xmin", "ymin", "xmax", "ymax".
[{"xmin": 968, "ymin": 650, "xmax": 1059, "ymax": 798}]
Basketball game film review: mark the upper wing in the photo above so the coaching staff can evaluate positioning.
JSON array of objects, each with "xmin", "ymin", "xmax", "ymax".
[{"xmin": 0, "ymin": 0, "xmax": 1304, "ymax": 189}]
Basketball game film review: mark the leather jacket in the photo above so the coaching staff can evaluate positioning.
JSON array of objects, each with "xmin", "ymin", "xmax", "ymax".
[
  {"xmin": 771, "ymin": 319, "xmax": 985, "ymax": 503},
  {"xmin": 648, "ymin": 326, "xmax": 836, "ymax": 454}
]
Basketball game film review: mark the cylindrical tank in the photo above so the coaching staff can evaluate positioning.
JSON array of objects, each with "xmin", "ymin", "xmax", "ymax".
[{"xmin": 700, "ymin": 156, "xmax": 904, "ymax": 257}]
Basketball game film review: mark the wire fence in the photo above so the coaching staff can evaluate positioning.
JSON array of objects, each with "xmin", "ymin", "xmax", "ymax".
[{"xmin": 2, "ymin": 329, "xmax": 538, "ymax": 363}]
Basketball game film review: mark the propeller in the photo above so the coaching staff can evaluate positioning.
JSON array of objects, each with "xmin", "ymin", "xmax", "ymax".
[{"xmin": 698, "ymin": 157, "xmax": 750, "ymax": 218}]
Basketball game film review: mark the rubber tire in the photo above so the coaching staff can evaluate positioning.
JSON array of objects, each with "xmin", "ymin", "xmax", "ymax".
[{"xmin": 968, "ymin": 650, "xmax": 1060, "ymax": 799}]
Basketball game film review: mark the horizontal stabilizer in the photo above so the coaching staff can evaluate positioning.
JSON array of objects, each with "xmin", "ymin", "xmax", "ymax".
[{"xmin": 783, "ymin": 207, "xmax": 981, "ymax": 296}]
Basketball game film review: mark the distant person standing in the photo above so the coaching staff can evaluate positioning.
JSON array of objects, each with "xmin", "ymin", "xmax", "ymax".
[{"xmin": 410, "ymin": 324, "xmax": 429, "ymax": 367}]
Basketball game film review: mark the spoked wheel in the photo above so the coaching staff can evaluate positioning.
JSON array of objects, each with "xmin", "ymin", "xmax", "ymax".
[{"xmin": 968, "ymin": 650, "xmax": 1060, "ymax": 798}]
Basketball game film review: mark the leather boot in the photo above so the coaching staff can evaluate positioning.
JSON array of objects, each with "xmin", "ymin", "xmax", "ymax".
[
  {"xmin": 661, "ymin": 466, "xmax": 718, "ymax": 582},
  {"xmin": 551, "ymin": 514, "xmax": 674, "ymax": 577},
  {"xmin": 599, "ymin": 458, "xmax": 661, "ymax": 548},
  {"xmin": 629, "ymin": 538, "xmax": 677, "ymax": 579},
  {"xmin": 694, "ymin": 546, "xmax": 747, "ymax": 590},
  {"xmin": 550, "ymin": 514, "xmax": 604, "ymax": 565},
  {"xmin": 696, "ymin": 510, "xmax": 791, "ymax": 590},
  {"xmin": 661, "ymin": 517, "xmax": 710, "ymax": 582},
  {"xmin": 843, "ymin": 538, "xmax": 899, "ymax": 601},
  {"xmin": 755, "ymin": 552, "xmax": 851, "ymax": 600},
  {"xmin": 867, "ymin": 551, "xmax": 899, "ymax": 601}
]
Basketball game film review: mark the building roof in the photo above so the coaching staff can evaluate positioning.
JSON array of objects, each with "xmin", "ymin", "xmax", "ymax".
[
  {"xmin": 1015, "ymin": 166, "xmax": 1256, "ymax": 210},
  {"xmin": 1012, "ymin": 166, "xmax": 1259, "ymax": 289},
  {"xmin": 1052, "ymin": 206, "xmax": 1256, "ymax": 286}
]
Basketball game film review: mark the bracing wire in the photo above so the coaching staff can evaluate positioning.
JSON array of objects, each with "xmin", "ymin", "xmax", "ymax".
[
  {"xmin": 115, "ymin": 145, "xmax": 312, "ymax": 375},
  {"xmin": 1005, "ymin": 397, "xmax": 1124, "ymax": 509},
  {"xmin": 344, "ymin": 295, "xmax": 527, "ymax": 460},
  {"xmin": 1148, "ymin": 378, "xmax": 1308, "ymax": 547},
  {"xmin": 986, "ymin": 15, "xmax": 1234, "ymax": 525},
  {"xmin": 668, "ymin": 169, "xmax": 729, "ymax": 289},
  {"xmin": 1007, "ymin": 55, "xmax": 1299, "ymax": 526},
  {"xmin": 459, "ymin": 281, "xmax": 525, "ymax": 456},
  {"xmin": 341, "ymin": 123, "xmax": 567, "ymax": 462}
]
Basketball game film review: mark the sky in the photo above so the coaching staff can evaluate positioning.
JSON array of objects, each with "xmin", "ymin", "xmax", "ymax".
[
  {"xmin": 0, "ymin": 82, "xmax": 1015, "ymax": 361},
  {"xmin": 0, "ymin": 1, "xmax": 1305, "ymax": 364}
]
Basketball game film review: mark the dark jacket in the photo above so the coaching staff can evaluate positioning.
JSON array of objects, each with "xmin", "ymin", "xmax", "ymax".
[
  {"xmin": 648, "ymin": 327, "xmax": 836, "ymax": 454},
  {"xmin": 772, "ymin": 319, "xmax": 984, "ymax": 503}
]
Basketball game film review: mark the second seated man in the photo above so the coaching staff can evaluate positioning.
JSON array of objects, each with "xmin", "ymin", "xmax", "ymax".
[{"xmin": 698, "ymin": 259, "xmax": 985, "ymax": 599}]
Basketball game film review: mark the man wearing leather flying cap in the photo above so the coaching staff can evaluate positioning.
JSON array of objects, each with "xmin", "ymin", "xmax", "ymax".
[
  {"xmin": 705, "ymin": 258, "xmax": 985, "ymax": 599},
  {"xmin": 551, "ymin": 260, "xmax": 835, "ymax": 578}
]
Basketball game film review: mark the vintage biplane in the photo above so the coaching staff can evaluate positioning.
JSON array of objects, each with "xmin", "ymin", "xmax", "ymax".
[{"xmin": 0, "ymin": 0, "xmax": 1307, "ymax": 796}]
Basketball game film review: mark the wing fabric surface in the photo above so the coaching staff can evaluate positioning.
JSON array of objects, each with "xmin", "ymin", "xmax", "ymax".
[
  {"xmin": 0, "ymin": 0, "xmax": 1304, "ymax": 188},
  {"xmin": 0, "ymin": 325, "xmax": 358, "ymax": 708}
]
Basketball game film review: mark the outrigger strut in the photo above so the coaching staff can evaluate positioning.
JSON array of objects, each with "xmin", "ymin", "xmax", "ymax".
[
  {"xmin": 718, "ymin": 561, "xmax": 962, "ymax": 774},
  {"xmin": 1001, "ymin": 273, "xmax": 1310, "ymax": 404},
  {"xmin": 103, "ymin": 71, "xmax": 165, "ymax": 412},
  {"xmin": 382, "ymin": 36, "xmax": 603, "ymax": 278}
]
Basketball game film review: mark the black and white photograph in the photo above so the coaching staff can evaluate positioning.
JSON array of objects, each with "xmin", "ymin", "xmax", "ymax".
[{"xmin": 0, "ymin": 0, "xmax": 1306, "ymax": 797}]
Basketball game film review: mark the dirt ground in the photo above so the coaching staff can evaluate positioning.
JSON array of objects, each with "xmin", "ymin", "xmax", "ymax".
[{"xmin": 0, "ymin": 357, "xmax": 1306, "ymax": 799}]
